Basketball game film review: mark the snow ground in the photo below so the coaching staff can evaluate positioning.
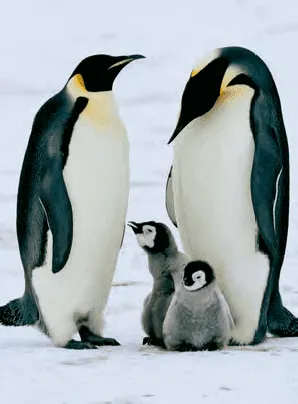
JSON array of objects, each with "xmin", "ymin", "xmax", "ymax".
[{"xmin": 0, "ymin": 0, "xmax": 298, "ymax": 403}]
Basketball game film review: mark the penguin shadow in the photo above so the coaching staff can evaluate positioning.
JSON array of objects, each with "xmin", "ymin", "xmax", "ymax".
[{"xmin": 60, "ymin": 354, "xmax": 109, "ymax": 366}]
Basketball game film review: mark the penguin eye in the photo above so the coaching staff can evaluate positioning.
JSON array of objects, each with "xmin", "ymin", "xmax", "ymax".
[
  {"xmin": 148, "ymin": 229, "xmax": 153, "ymax": 233},
  {"xmin": 193, "ymin": 271, "xmax": 203, "ymax": 281}
]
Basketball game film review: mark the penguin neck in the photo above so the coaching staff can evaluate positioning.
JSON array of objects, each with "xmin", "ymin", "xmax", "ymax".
[
  {"xmin": 149, "ymin": 244, "xmax": 179, "ymax": 263},
  {"xmin": 152, "ymin": 271, "xmax": 174, "ymax": 294},
  {"xmin": 181, "ymin": 282, "xmax": 215, "ymax": 305},
  {"xmin": 147, "ymin": 247, "xmax": 179, "ymax": 281},
  {"xmin": 66, "ymin": 77, "xmax": 121, "ymax": 124}
]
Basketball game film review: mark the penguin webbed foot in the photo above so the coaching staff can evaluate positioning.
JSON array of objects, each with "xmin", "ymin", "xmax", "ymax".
[
  {"xmin": 228, "ymin": 339, "xmax": 243, "ymax": 347},
  {"xmin": 175, "ymin": 340, "xmax": 222, "ymax": 352},
  {"xmin": 64, "ymin": 339, "xmax": 98, "ymax": 350},
  {"xmin": 79, "ymin": 325, "xmax": 120, "ymax": 346},
  {"xmin": 175, "ymin": 342, "xmax": 198, "ymax": 352},
  {"xmin": 142, "ymin": 336, "xmax": 165, "ymax": 348},
  {"xmin": 268, "ymin": 302, "xmax": 298, "ymax": 338},
  {"xmin": 269, "ymin": 317, "xmax": 298, "ymax": 338}
]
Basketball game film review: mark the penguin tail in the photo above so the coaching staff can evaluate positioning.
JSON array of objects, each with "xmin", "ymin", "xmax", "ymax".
[{"xmin": 0, "ymin": 297, "xmax": 38, "ymax": 326}]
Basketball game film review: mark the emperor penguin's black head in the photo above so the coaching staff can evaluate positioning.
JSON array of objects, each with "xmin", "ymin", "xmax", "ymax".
[
  {"xmin": 68, "ymin": 54, "xmax": 145, "ymax": 92},
  {"xmin": 168, "ymin": 46, "xmax": 282, "ymax": 143},
  {"xmin": 183, "ymin": 261, "xmax": 215, "ymax": 291},
  {"xmin": 127, "ymin": 221, "xmax": 177, "ymax": 254}
]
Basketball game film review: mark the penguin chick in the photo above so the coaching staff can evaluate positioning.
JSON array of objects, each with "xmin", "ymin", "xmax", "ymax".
[
  {"xmin": 128, "ymin": 221, "xmax": 189, "ymax": 347},
  {"xmin": 163, "ymin": 260, "xmax": 234, "ymax": 351}
]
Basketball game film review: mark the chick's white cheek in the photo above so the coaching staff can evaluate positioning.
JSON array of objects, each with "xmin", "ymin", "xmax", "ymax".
[
  {"xmin": 184, "ymin": 283, "xmax": 200, "ymax": 292},
  {"xmin": 195, "ymin": 278, "xmax": 207, "ymax": 289},
  {"xmin": 192, "ymin": 271, "xmax": 206, "ymax": 285},
  {"xmin": 136, "ymin": 234, "xmax": 146, "ymax": 247},
  {"xmin": 136, "ymin": 233, "xmax": 155, "ymax": 248}
]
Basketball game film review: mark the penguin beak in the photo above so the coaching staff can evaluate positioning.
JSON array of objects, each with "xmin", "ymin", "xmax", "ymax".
[
  {"xmin": 108, "ymin": 54, "xmax": 145, "ymax": 71},
  {"xmin": 183, "ymin": 277, "xmax": 192, "ymax": 286},
  {"xmin": 168, "ymin": 123, "xmax": 184, "ymax": 144},
  {"xmin": 127, "ymin": 221, "xmax": 143, "ymax": 234},
  {"xmin": 127, "ymin": 54, "xmax": 146, "ymax": 62}
]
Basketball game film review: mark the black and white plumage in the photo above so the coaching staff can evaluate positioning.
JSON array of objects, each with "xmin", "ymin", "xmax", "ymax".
[
  {"xmin": 166, "ymin": 45, "xmax": 297, "ymax": 345},
  {"xmin": 0, "ymin": 53, "xmax": 145, "ymax": 349},
  {"xmin": 163, "ymin": 261, "xmax": 234, "ymax": 351},
  {"xmin": 128, "ymin": 221, "xmax": 188, "ymax": 347}
]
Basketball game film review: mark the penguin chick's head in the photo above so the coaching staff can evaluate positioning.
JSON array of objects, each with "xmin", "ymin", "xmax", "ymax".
[
  {"xmin": 183, "ymin": 261, "xmax": 215, "ymax": 291},
  {"xmin": 68, "ymin": 54, "xmax": 145, "ymax": 92},
  {"xmin": 127, "ymin": 221, "xmax": 176, "ymax": 254}
]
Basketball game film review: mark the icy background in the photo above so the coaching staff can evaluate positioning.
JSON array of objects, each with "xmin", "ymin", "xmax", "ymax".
[{"xmin": 0, "ymin": 0, "xmax": 298, "ymax": 403}]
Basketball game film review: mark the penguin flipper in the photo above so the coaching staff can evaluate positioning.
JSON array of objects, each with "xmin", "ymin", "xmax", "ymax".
[
  {"xmin": 251, "ymin": 122, "xmax": 294, "ymax": 338},
  {"xmin": 39, "ymin": 156, "xmax": 73, "ymax": 274},
  {"xmin": 165, "ymin": 166, "xmax": 177, "ymax": 227},
  {"xmin": 37, "ymin": 96, "xmax": 88, "ymax": 274},
  {"xmin": 251, "ymin": 125, "xmax": 283, "ymax": 256}
]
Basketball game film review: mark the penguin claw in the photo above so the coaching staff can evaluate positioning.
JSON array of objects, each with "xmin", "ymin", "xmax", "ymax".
[
  {"xmin": 83, "ymin": 336, "xmax": 120, "ymax": 346},
  {"xmin": 142, "ymin": 336, "xmax": 166, "ymax": 348},
  {"xmin": 94, "ymin": 337, "xmax": 120, "ymax": 346},
  {"xmin": 228, "ymin": 338, "xmax": 247, "ymax": 347},
  {"xmin": 143, "ymin": 336, "xmax": 150, "ymax": 345},
  {"xmin": 79, "ymin": 326, "xmax": 120, "ymax": 346},
  {"xmin": 64, "ymin": 339, "xmax": 98, "ymax": 350}
]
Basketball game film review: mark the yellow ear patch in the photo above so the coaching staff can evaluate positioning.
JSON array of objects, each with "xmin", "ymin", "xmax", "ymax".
[
  {"xmin": 190, "ymin": 49, "xmax": 220, "ymax": 78},
  {"xmin": 75, "ymin": 74, "xmax": 86, "ymax": 90},
  {"xmin": 191, "ymin": 66, "xmax": 201, "ymax": 77},
  {"xmin": 67, "ymin": 74, "xmax": 88, "ymax": 99},
  {"xmin": 220, "ymin": 65, "xmax": 243, "ymax": 95}
]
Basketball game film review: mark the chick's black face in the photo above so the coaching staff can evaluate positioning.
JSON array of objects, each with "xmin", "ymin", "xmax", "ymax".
[
  {"xmin": 183, "ymin": 261, "xmax": 215, "ymax": 291},
  {"xmin": 69, "ymin": 54, "xmax": 145, "ymax": 92},
  {"xmin": 128, "ymin": 221, "xmax": 171, "ymax": 253}
]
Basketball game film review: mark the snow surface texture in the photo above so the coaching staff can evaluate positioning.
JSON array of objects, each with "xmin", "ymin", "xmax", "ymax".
[{"xmin": 0, "ymin": 0, "xmax": 298, "ymax": 403}]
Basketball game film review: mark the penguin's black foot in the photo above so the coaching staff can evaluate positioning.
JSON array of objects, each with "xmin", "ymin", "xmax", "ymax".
[
  {"xmin": 268, "ymin": 309, "xmax": 298, "ymax": 337},
  {"xmin": 64, "ymin": 339, "xmax": 98, "ymax": 350},
  {"xmin": 174, "ymin": 340, "xmax": 221, "ymax": 352},
  {"xmin": 79, "ymin": 325, "xmax": 120, "ymax": 346},
  {"xmin": 268, "ymin": 293, "xmax": 298, "ymax": 337},
  {"xmin": 200, "ymin": 340, "xmax": 223, "ymax": 351},
  {"xmin": 142, "ymin": 336, "xmax": 165, "ymax": 348},
  {"xmin": 142, "ymin": 336, "xmax": 150, "ymax": 345},
  {"xmin": 228, "ymin": 339, "xmax": 244, "ymax": 346},
  {"xmin": 175, "ymin": 342, "xmax": 198, "ymax": 352}
]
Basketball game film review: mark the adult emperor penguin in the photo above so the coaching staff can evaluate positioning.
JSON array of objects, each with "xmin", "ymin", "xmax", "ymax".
[
  {"xmin": 0, "ymin": 53, "xmax": 145, "ymax": 349},
  {"xmin": 166, "ymin": 46, "xmax": 298, "ymax": 345}
]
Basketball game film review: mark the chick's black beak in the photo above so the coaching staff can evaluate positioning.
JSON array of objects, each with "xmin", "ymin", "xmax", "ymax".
[{"xmin": 127, "ymin": 221, "xmax": 143, "ymax": 234}]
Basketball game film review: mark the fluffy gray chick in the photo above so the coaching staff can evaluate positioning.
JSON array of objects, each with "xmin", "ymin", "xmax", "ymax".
[
  {"xmin": 163, "ymin": 260, "xmax": 234, "ymax": 351},
  {"xmin": 128, "ymin": 220, "xmax": 188, "ymax": 347}
]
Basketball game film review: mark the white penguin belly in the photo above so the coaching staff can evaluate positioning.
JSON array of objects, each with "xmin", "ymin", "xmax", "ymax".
[
  {"xmin": 32, "ymin": 117, "xmax": 129, "ymax": 344},
  {"xmin": 172, "ymin": 88, "xmax": 270, "ymax": 344}
]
